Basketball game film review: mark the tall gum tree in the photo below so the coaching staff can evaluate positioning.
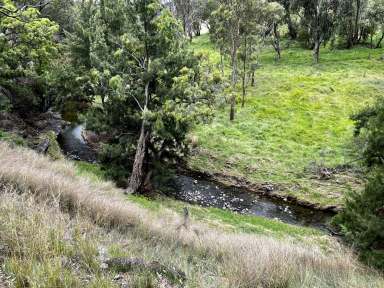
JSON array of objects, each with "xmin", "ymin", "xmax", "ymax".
[{"xmin": 294, "ymin": 0, "xmax": 339, "ymax": 63}]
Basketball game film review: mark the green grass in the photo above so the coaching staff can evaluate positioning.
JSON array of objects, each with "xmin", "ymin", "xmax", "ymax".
[
  {"xmin": 0, "ymin": 129, "xmax": 26, "ymax": 146},
  {"xmin": 74, "ymin": 161, "xmax": 108, "ymax": 182},
  {"xmin": 188, "ymin": 34, "xmax": 384, "ymax": 207},
  {"xmin": 127, "ymin": 195, "xmax": 328, "ymax": 246},
  {"xmin": 73, "ymin": 159, "xmax": 327, "ymax": 245}
]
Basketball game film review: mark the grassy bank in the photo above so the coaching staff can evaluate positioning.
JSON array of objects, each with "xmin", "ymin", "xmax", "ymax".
[
  {"xmin": 188, "ymin": 34, "xmax": 384, "ymax": 207},
  {"xmin": 0, "ymin": 142, "xmax": 383, "ymax": 287}
]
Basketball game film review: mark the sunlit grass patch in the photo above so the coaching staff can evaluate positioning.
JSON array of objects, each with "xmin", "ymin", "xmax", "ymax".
[{"xmin": 188, "ymin": 34, "xmax": 384, "ymax": 206}]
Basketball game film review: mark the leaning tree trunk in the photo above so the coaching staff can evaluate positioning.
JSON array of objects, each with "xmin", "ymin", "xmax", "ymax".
[
  {"xmin": 273, "ymin": 23, "xmax": 281, "ymax": 61},
  {"xmin": 126, "ymin": 122, "xmax": 149, "ymax": 194},
  {"xmin": 126, "ymin": 79, "xmax": 150, "ymax": 194},
  {"xmin": 376, "ymin": 32, "xmax": 384, "ymax": 49}
]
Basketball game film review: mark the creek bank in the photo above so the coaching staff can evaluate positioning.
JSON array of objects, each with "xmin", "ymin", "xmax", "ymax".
[
  {"xmin": 180, "ymin": 167, "xmax": 342, "ymax": 214},
  {"xmin": 167, "ymin": 172, "xmax": 334, "ymax": 231},
  {"xmin": 0, "ymin": 110, "xmax": 68, "ymax": 158}
]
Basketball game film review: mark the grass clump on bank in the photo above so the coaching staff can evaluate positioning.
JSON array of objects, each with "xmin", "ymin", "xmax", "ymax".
[
  {"xmin": 0, "ymin": 130, "xmax": 26, "ymax": 147},
  {"xmin": 0, "ymin": 142, "xmax": 383, "ymax": 287},
  {"xmin": 188, "ymin": 34, "xmax": 384, "ymax": 207}
]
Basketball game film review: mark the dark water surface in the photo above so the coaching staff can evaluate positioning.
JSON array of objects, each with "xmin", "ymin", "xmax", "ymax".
[
  {"xmin": 58, "ymin": 124, "xmax": 97, "ymax": 163},
  {"xmin": 167, "ymin": 175, "xmax": 334, "ymax": 231},
  {"xmin": 59, "ymin": 124, "xmax": 334, "ymax": 231}
]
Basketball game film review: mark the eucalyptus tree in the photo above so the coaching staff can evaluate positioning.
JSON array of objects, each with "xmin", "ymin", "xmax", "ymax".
[
  {"xmin": 172, "ymin": 0, "xmax": 193, "ymax": 38},
  {"xmin": 337, "ymin": 0, "xmax": 369, "ymax": 48},
  {"xmin": 265, "ymin": 1, "xmax": 285, "ymax": 61},
  {"xmin": 210, "ymin": 0, "xmax": 283, "ymax": 117},
  {"xmin": 367, "ymin": 0, "xmax": 384, "ymax": 48},
  {"xmin": 276, "ymin": 0, "xmax": 298, "ymax": 39},
  {"xmin": 293, "ymin": 0, "xmax": 339, "ymax": 63}
]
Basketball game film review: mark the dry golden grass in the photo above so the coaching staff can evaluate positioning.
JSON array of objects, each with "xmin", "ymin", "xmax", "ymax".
[{"xmin": 0, "ymin": 141, "xmax": 383, "ymax": 287}]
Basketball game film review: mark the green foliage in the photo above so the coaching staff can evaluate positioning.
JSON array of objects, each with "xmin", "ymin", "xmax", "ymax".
[
  {"xmin": 0, "ymin": 2, "xmax": 59, "ymax": 73},
  {"xmin": 74, "ymin": 161, "xmax": 108, "ymax": 183},
  {"xmin": 334, "ymin": 170, "xmax": 384, "ymax": 269},
  {"xmin": 0, "ymin": 129, "xmax": 26, "ymax": 146},
  {"xmin": 67, "ymin": 0, "xmax": 216, "ymax": 185},
  {"xmin": 335, "ymin": 96, "xmax": 384, "ymax": 269},
  {"xmin": 352, "ymin": 98, "xmax": 384, "ymax": 167},
  {"xmin": 0, "ymin": 0, "xmax": 59, "ymax": 112},
  {"xmin": 367, "ymin": 0, "xmax": 384, "ymax": 48},
  {"xmin": 38, "ymin": 131, "xmax": 63, "ymax": 160}
]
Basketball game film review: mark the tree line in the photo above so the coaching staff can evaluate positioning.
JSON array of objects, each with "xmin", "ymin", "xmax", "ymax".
[{"xmin": 169, "ymin": 0, "xmax": 384, "ymax": 120}]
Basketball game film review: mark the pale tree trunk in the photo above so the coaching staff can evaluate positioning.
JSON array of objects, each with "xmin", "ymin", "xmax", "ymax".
[
  {"xmin": 231, "ymin": 44, "xmax": 238, "ymax": 85},
  {"xmin": 313, "ymin": 6, "xmax": 321, "ymax": 64},
  {"xmin": 354, "ymin": 0, "xmax": 361, "ymax": 44},
  {"xmin": 126, "ymin": 121, "xmax": 149, "ymax": 194},
  {"xmin": 126, "ymin": 81, "xmax": 150, "ymax": 194},
  {"xmin": 229, "ymin": 32, "xmax": 238, "ymax": 121},
  {"xmin": 313, "ymin": 24, "xmax": 322, "ymax": 64},
  {"xmin": 241, "ymin": 36, "xmax": 247, "ymax": 108}
]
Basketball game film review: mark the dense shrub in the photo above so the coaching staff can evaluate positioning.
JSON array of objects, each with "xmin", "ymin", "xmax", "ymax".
[{"xmin": 335, "ymin": 97, "xmax": 384, "ymax": 269}]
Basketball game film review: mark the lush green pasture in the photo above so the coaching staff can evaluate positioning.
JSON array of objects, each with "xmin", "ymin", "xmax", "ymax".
[{"xmin": 188, "ymin": 34, "xmax": 384, "ymax": 206}]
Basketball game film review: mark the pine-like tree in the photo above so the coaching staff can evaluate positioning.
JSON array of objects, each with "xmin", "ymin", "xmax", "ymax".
[
  {"xmin": 68, "ymin": 0, "xmax": 216, "ymax": 193},
  {"xmin": 335, "ymin": 98, "xmax": 384, "ymax": 269}
]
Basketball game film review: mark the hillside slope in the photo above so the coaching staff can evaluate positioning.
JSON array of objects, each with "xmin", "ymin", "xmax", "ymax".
[
  {"xmin": 188, "ymin": 35, "xmax": 384, "ymax": 207},
  {"xmin": 0, "ymin": 142, "xmax": 383, "ymax": 287}
]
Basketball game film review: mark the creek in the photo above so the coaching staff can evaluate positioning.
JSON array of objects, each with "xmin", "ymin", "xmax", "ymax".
[{"xmin": 58, "ymin": 124, "xmax": 334, "ymax": 231}]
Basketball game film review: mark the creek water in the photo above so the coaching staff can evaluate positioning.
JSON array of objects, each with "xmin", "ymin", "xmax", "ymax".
[
  {"xmin": 58, "ymin": 124, "xmax": 334, "ymax": 231},
  {"xmin": 167, "ymin": 175, "xmax": 334, "ymax": 231},
  {"xmin": 58, "ymin": 124, "xmax": 97, "ymax": 163}
]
